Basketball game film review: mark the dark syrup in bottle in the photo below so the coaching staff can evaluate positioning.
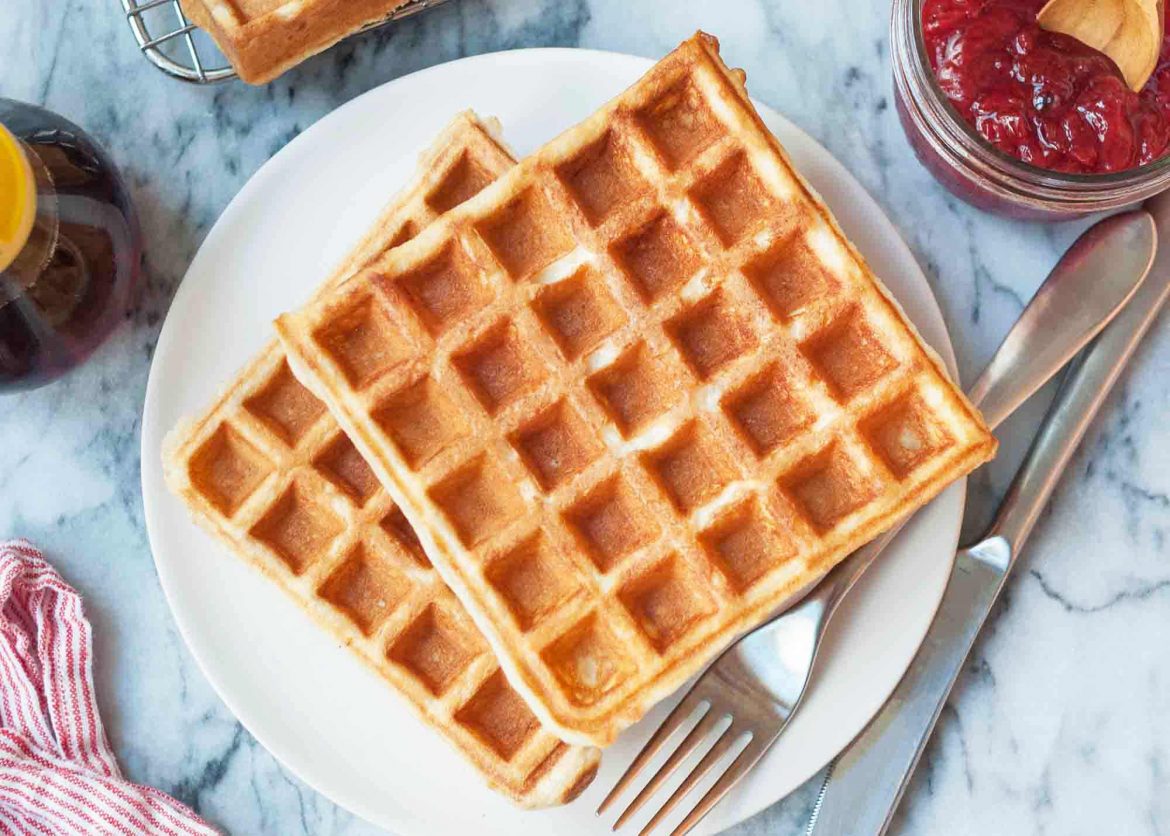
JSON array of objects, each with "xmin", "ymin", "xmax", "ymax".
[{"xmin": 0, "ymin": 99, "xmax": 141, "ymax": 392}]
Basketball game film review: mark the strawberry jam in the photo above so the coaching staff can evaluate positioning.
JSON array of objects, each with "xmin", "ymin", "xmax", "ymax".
[{"xmin": 923, "ymin": 0, "xmax": 1170, "ymax": 172}]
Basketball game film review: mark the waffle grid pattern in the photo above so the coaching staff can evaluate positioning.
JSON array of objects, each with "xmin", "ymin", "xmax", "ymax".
[
  {"xmin": 163, "ymin": 114, "xmax": 600, "ymax": 806},
  {"xmin": 277, "ymin": 34, "xmax": 995, "ymax": 746}
]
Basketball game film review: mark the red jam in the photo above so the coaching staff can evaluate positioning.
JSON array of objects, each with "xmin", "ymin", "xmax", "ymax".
[{"xmin": 923, "ymin": 0, "xmax": 1170, "ymax": 172}]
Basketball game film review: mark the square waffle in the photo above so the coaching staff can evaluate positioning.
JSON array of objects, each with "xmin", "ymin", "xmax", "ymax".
[
  {"xmin": 179, "ymin": 0, "xmax": 414, "ymax": 84},
  {"xmin": 274, "ymin": 33, "xmax": 997, "ymax": 747},
  {"xmin": 163, "ymin": 113, "xmax": 600, "ymax": 806}
]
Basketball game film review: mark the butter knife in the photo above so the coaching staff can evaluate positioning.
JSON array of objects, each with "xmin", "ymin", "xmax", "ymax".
[{"xmin": 805, "ymin": 192, "xmax": 1170, "ymax": 836}]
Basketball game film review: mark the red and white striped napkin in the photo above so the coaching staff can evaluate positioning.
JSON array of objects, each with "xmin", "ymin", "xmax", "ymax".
[{"xmin": 0, "ymin": 539, "xmax": 218, "ymax": 835}]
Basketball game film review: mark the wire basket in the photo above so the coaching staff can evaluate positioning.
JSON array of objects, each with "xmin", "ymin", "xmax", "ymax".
[{"xmin": 121, "ymin": 0, "xmax": 453, "ymax": 84}]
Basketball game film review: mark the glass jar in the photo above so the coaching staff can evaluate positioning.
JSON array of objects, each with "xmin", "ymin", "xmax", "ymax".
[
  {"xmin": 890, "ymin": 0, "xmax": 1170, "ymax": 220},
  {"xmin": 0, "ymin": 99, "xmax": 141, "ymax": 392}
]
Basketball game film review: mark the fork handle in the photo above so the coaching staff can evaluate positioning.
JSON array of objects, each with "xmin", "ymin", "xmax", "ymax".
[
  {"xmin": 962, "ymin": 209, "xmax": 1155, "ymax": 429},
  {"xmin": 801, "ymin": 524, "xmax": 900, "ymax": 627}
]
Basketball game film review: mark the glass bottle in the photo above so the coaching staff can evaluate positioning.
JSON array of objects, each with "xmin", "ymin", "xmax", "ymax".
[{"xmin": 0, "ymin": 99, "xmax": 141, "ymax": 391}]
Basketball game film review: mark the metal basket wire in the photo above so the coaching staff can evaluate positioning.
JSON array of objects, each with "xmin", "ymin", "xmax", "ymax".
[
  {"xmin": 121, "ymin": 0, "xmax": 453, "ymax": 84},
  {"xmin": 121, "ymin": 0, "xmax": 234, "ymax": 83}
]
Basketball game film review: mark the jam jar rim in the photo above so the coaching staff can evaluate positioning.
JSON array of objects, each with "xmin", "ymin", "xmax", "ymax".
[{"xmin": 891, "ymin": 0, "xmax": 1170, "ymax": 203}]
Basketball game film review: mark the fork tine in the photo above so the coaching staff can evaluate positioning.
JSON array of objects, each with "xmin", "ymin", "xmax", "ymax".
[
  {"xmin": 668, "ymin": 735, "xmax": 774, "ymax": 836},
  {"xmin": 637, "ymin": 723, "xmax": 748, "ymax": 836},
  {"xmin": 596, "ymin": 689, "xmax": 710, "ymax": 816},
  {"xmin": 611, "ymin": 707, "xmax": 726, "ymax": 830}
]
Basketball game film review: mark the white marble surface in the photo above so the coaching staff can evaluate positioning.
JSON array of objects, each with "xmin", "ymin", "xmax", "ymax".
[{"xmin": 1, "ymin": 1, "xmax": 1168, "ymax": 834}]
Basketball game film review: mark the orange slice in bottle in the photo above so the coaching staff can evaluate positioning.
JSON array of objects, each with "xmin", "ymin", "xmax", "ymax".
[{"xmin": 0, "ymin": 124, "xmax": 36, "ymax": 273}]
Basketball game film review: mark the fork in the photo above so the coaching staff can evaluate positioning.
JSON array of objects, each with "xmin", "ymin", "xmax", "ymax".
[{"xmin": 595, "ymin": 209, "xmax": 1156, "ymax": 836}]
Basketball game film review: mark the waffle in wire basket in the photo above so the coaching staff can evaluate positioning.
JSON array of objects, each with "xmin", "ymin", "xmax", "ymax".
[{"xmin": 120, "ymin": 0, "xmax": 452, "ymax": 84}]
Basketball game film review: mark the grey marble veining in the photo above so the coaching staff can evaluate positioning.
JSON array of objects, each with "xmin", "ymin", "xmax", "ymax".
[{"xmin": 1, "ymin": 1, "xmax": 1167, "ymax": 834}]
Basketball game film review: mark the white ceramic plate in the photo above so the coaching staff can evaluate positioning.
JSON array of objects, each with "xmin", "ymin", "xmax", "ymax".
[{"xmin": 141, "ymin": 48, "xmax": 966, "ymax": 836}]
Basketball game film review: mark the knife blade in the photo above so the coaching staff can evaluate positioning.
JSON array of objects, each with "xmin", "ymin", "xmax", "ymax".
[{"xmin": 805, "ymin": 192, "xmax": 1170, "ymax": 836}]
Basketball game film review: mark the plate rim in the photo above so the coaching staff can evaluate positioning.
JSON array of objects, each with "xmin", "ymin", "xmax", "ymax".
[{"xmin": 141, "ymin": 45, "xmax": 965, "ymax": 835}]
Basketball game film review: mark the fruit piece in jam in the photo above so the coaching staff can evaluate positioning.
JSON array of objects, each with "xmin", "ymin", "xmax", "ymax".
[{"xmin": 923, "ymin": 0, "xmax": 1170, "ymax": 173}]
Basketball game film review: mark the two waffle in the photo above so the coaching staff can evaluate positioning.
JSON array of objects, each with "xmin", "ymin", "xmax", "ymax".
[
  {"xmin": 274, "ymin": 32, "xmax": 997, "ymax": 747},
  {"xmin": 163, "ymin": 113, "xmax": 600, "ymax": 806}
]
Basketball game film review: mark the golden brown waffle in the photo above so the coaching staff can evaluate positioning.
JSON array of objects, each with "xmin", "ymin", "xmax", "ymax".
[
  {"xmin": 163, "ymin": 113, "xmax": 600, "ymax": 806},
  {"xmin": 179, "ymin": 0, "xmax": 413, "ymax": 84},
  {"xmin": 275, "ymin": 33, "xmax": 997, "ymax": 747}
]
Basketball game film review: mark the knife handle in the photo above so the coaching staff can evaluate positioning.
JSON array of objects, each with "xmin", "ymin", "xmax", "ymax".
[
  {"xmin": 807, "ymin": 543, "xmax": 1007, "ymax": 836},
  {"xmin": 809, "ymin": 194, "xmax": 1170, "ymax": 836}
]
